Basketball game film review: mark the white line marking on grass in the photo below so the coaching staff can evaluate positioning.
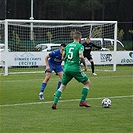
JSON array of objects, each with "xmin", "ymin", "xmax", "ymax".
[
  {"xmin": 2, "ymin": 75, "xmax": 131, "ymax": 83},
  {"xmin": 0, "ymin": 95, "xmax": 132, "ymax": 107}
]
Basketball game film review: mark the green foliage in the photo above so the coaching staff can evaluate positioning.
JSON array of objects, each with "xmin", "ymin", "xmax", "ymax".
[
  {"xmin": 9, "ymin": 31, "xmax": 41, "ymax": 52},
  {"xmin": 9, "ymin": 31, "xmax": 26, "ymax": 51},
  {"xmin": 0, "ymin": 66, "xmax": 132, "ymax": 133},
  {"xmin": 129, "ymin": 30, "xmax": 133, "ymax": 34},
  {"xmin": 82, "ymin": 0, "xmax": 102, "ymax": 20},
  {"xmin": 117, "ymin": 28, "xmax": 124, "ymax": 41},
  {"xmin": 12, "ymin": 31, "xmax": 20, "ymax": 45},
  {"xmin": 91, "ymin": 26, "xmax": 102, "ymax": 38},
  {"xmin": 85, "ymin": 0, "xmax": 103, "ymax": 10},
  {"xmin": 124, "ymin": 43, "xmax": 133, "ymax": 51},
  {"xmin": 47, "ymin": 32, "xmax": 53, "ymax": 43}
]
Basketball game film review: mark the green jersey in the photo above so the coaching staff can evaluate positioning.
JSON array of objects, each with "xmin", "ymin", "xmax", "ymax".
[{"xmin": 64, "ymin": 42, "xmax": 84, "ymax": 72}]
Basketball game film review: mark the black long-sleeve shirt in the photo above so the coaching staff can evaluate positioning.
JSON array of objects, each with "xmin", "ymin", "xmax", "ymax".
[{"xmin": 82, "ymin": 42, "xmax": 102, "ymax": 56}]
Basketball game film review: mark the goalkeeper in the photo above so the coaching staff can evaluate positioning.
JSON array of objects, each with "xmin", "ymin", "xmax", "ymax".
[
  {"xmin": 39, "ymin": 43, "xmax": 66, "ymax": 100},
  {"xmin": 82, "ymin": 37, "xmax": 102, "ymax": 75}
]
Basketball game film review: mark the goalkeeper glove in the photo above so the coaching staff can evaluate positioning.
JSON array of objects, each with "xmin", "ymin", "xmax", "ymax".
[{"xmin": 101, "ymin": 47, "xmax": 110, "ymax": 51}]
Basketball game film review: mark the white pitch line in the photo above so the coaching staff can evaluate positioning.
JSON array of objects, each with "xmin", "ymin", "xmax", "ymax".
[
  {"xmin": 0, "ymin": 95, "xmax": 132, "ymax": 107},
  {"xmin": 1, "ymin": 75, "xmax": 131, "ymax": 83}
]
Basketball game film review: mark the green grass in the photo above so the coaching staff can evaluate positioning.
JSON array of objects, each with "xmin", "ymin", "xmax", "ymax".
[{"xmin": 0, "ymin": 66, "xmax": 132, "ymax": 133}]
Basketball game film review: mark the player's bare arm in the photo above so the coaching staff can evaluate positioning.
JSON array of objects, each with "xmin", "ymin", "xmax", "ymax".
[
  {"xmin": 45, "ymin": 54, "xmax": 50, "ymax": 71},
  {"xmin": 61, "ymin": 50, "xmax": 66, "ymax": 61},
  {"xmin": 79, "ymin": 52, "xmax": 87, "ymax": 71}
]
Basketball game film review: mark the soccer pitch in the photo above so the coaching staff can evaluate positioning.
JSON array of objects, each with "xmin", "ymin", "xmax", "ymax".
[{"xmin": 0, "ymin": 66, "xmax": 132, "ymax": 133}]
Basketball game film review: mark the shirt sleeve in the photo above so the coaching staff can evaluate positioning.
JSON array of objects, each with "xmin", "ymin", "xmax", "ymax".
[
  {"xmin": 49, "ymin": 50, "xmax": 56, "ymax": 57},
  {"xmin": 79, "ymin": 45, "xmax": 84, "ymax": 52},
  {"xmin": 92, "ymin": 43, "xmax": 102, "ymax": 49}
]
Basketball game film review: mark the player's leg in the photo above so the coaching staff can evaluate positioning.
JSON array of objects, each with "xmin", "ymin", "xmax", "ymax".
[
  {"xmin": 74, "ymin": 71, "xmax": 91, "ymax": 107},
  {"xmin": 88, "ymin": 55, "xmax": 97, "ymax": 75},
  {"xmin": 79, "ymin": 79, "xmax": 90, "ymax": 107},
  {"xmin": 39, "ymin": 65, "xmax": 53, "ymax": 100},
  {"xmin": 55, "ymin": 66, "xmax": 63, "ymax": 91},
  {"xmin": 41, "ymin": 72, "xmax": 51, "ymax": 92},
  {"xmin": 53, "ymin": 72, "xmax": 63, "ymax": 99},
  {"xmin": 39, "ymin": 72, "xmax": 51, "ymax": 100},
  {"xmin": 90, "ymin": 59, "xmax": 97, "ymax": 75},
  {"xmin": 89, "ymin": 59, "xmax": 94, "ymax": 73},
  {"xmin": 53, "ymin": 66, "xmax": 63, "ymax": 97},
  {"xmin": 52, "ymin": 84, "xmax": 66, "ymax": 109},
  {"xmin": 52, "ymin": 72, "xmax": 72, "ymax": 109}
]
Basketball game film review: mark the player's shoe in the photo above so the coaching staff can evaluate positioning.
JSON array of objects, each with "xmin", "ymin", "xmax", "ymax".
[
  {"xmin": 79, "ymin": 102, "xmax": 90, "ymax": 107},
  {"xmin": 52, "ymin": 104, "xmax": 56, "ymax": 109},
  {"xmin": 39, "ymin": 92, "xmax": 44, "ymax": 100},
  {"xmin": 92, "ymin": 73, "xmax": 97, "ymax": 76}
]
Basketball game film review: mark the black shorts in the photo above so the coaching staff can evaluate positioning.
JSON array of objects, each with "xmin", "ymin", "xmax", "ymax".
[{"xmin": 84, "ymin": 54, "xmax": 93, "ymax": 60}]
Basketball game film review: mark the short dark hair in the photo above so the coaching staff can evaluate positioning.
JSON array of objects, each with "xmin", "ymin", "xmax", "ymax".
[
  {"xmin": 86, "ymin": 37, "xmax": 90, "ymax": 39},
  {"xmin": 73, "ymin": 31, "xmax": 82, "ymax": 40},
  {"xmin": 60, "ymin": 43, "xmax": 66, "ymax": 47}
]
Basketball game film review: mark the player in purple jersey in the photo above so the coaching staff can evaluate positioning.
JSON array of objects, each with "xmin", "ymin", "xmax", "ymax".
[{"xmin": 39, "ymin": 43, "xmax": 66, "ymax": 100}]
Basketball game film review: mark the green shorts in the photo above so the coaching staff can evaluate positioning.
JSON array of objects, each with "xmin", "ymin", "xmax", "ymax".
[{"xmin": 62, "ymin": 70, "xmax": 88, "ymax": 85}]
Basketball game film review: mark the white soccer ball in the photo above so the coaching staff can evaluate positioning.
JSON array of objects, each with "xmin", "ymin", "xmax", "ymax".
[{"xmin": 102, "ymin": 98, "xmax": 111, "ymax": 108}]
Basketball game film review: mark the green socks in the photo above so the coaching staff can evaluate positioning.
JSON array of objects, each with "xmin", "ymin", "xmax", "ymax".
[
  {"xmin": 54, "ymin": 89, "xmax": 62, "ymax": 104},
  {"xmin": 80, "ymin": 87, "xmax": 89, "ymax": 102},
  {"xmin": 53, "ymin": 87, "xmax": 89, "ymax": 104}
]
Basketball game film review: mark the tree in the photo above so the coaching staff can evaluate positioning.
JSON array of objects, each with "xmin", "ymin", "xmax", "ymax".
[
  {"xmin": 82, "ymin": 0, "xmax": 102, "ymax": 20},
  {"xmin": 47, "ymin": 32, "xmax": 52, "ymax": 43},
  {"xmin": 101, "ymin": 0, "xmax": 116, "ymax": 20},
  {"xmin": 117, "ymin": 28, "xmax": 124, "ymax": 41},
  {"xmin": 129, "ymin": 30, "xmax": 133, "ymax": 34}
]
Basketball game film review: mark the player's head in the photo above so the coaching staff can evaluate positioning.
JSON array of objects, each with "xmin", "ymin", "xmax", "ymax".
[
  {"xmin": 60, "ymin": 43, "xmax": 66, "ymax": 48},
  {"xmin": 60, "ymin": 43, "xmax": 66, "ymax": 53},
  {"xmin": 86, "ymin": 37, "xmax": 91, "ymax": 44},
  {"xmin": 73, "ymin": 31, "xmax": 82, "ymax": 42}
]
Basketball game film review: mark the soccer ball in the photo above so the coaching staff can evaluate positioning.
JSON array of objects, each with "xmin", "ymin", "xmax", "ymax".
[{"xmin": 102, "ymin": 98, "xmax": 111, "ymax": 108}]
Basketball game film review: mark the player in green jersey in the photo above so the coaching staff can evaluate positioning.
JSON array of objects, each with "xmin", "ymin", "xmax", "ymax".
[{"xmin": 52, "ymin": 31, "xmax": 91, "ymax": 109}]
